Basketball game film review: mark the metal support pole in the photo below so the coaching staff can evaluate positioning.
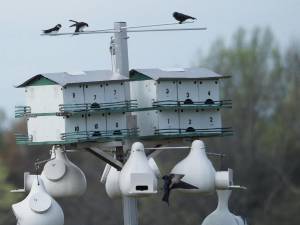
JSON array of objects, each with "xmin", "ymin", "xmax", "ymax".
[
  {"xmin": 123, "ymin": 197, "xmax": 139, "ymax": 225},
  {"xmin": 114, "ymin": 22, "xmax": 129, "ymax": 77},
  {"xmin": 113, "ymin": 22, "xmax": 139, "ymax": 225}
]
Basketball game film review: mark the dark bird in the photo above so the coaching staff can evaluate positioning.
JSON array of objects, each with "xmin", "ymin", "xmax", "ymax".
[
  {"xmin": 43, "ymin": 24, "xmax": 62, "ymax": 34},
  {"xmin": 173, "ymin": 12, "xmax": 196, "ymax": 24},
  {"xmin": 162, "ymin": 174, "xmax": 198, "ymax": 205},
  {"xmin": 69, "ymin": 20, "xmax": 89, "ymax": 33}
]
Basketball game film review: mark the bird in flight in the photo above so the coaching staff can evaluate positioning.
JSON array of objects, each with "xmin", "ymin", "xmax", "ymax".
[
  {"xmin": 43, "ymin": 24, "xmax": 62, "ymax": 34},
  {"xmin": 162, "ymin": 174, "xmax": 198, "ymax": 205},
  {"xmin": 173, "ymin": 12, "xmax": 196, "ymax": 24},
  {"xmin": 69, "ymin": 20, "xmax": 89, "ymax": 33}
]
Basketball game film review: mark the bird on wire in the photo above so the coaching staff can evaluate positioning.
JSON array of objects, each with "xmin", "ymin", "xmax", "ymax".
[
  {"xmin": 69, "ymin": 20, "xmax": 89, "ymax": 34},
  {"xmin": 162, "ymin": 174, "xmax": 198, "ymax": 205},
  {"xmin": 43, "ymin": 24, "xmax": 62, "ymax": 34},
  {"xmin": 173, "ymin": 12, "xmax": 196, "ymax": 24}
]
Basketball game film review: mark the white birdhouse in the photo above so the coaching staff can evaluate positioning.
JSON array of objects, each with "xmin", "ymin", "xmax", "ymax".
[
  {"xmin": 103, "ymin": 165, "xmax": 122, "ymax": 199},
  {"xmin": 119, "ymin": 142, "xmax": 158, "ymax": 197},
  {"xmin": 14, "ymin": 146, "xmax": 87, "ymax": 198},
  {"xmin": 170, "ymin": 140, "xmax": 245, "ymax": 193},
  {"xmin": 16, "ymin": 70, "xmax": 132, "ymax": 144},
  {"xmin": 129, "ymin": 68, "xmax": 229, "ymax": 137},
  {"xmin": 171, "ymin": 140, "xmax": 216, "ymax": 193},
  {"xmin": 201, "ymin": 190, "xmax": 247, "ymax": 225},
  {"xmin": 40, "ymin": 146, "xmax": 87, "ymax": 197},
  {"xmin": 12, "ymin": 178, "xmax": 64, "ymax": 225}
]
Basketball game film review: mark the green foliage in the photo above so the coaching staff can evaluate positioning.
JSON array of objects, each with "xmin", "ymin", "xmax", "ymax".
[{"xmin": 200, "ymin": 27, "xmax": 300, "ymax": 225}]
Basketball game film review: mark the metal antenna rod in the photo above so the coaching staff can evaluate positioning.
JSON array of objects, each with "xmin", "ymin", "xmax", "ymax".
[
  {"xmin": 41, "ymin": 27, "xmax": 207, "ymax": 36},
  {"xmin": 123, "ymin": 21, "xmax": 194, "ymax": 29}
]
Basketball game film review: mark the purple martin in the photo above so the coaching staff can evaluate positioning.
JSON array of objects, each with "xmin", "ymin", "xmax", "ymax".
[
  {"xmin": 173, "ymin": 12, "xmax": 196, "ymax": 24},
  {"xmin": 69, "ymin": 20, "xmax": 89, "ymax": 33},
  {"xmin": 162, "ymin": 174, "xmax": 198, "ymax": 205},
  {"xmin": 43, "ymin": 24, "xmax": 62, "ymax": 34}
]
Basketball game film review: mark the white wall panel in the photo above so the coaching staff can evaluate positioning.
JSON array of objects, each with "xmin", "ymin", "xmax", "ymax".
[
  {"xmin": 84, "ymin": 83, "xmax": 105, "ymax": 104},
  {"xmin": 106, "ymin": 112, "xmax": 127, "ymax": 133},
  {"xmin": 156, "ymin": 81, "xmax": 177, "ymax": 102},
  {"xmin": 25, "ymin": 85, "xmax": 63, "ymax": 113},
  {"xmin": 157, "ymin": 110, "xmax": 180, "ymax": 130},
  {"xmin": 27, "ymin": 116, "xmax": 65, "ymax": 142},
  {"xmin": 63, "ymin": 84, "xmax": 85, "ymax": 105},
  {"xmin": 104, "ymin": 82, "xmax": 126, "ymax": 103},
  {"xmin": 177, "ymin": 80, "xmax": 198, "ymax": 103},
  {"xmin": 198, "ymin": 80, "xmax": 220, "ymax": 102}
]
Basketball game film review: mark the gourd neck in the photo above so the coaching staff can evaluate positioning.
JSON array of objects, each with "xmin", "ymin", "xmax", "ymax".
[{"xmin": 216, "ymin": 190, "xmax": 231, "ymax": 211}]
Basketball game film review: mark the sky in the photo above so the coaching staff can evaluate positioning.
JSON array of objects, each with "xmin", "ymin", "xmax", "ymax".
[{"xmin": 0, "ymin": 0, "xmax": 300, "ymax": 119}]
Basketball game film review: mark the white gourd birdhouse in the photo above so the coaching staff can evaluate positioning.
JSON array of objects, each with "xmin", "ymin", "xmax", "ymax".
[
  {"xmin": 119, "ymin": 142, "xmax": 158, "ymax": 197},
  {"xmin": 170, "ymin": 140, "xmax": 245, "ymax": 192},
  {"xmin": 16, "ymin": 146, "xmax": 87, "ymax": 198},
  {"xmin": 12, "ymin": 178, "xmax": 64, "ymax": 225},
  {"xmin": 171, "ymin": 140, "xmax": 216, "ymax": 193},
  {"xmin": 201, "ymin": 190, "xmax": 247, "ymax": 225},
  {"xmin": 40, "ymin": 146, "xmax": 87, "ymax": 197},
  {"xmin": 104, "ymin": 165, "xmax": 122, "ymax": 199}
]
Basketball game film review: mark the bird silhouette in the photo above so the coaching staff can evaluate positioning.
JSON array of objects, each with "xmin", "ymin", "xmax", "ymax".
[
  {"xmin": 162, "ymin": 174, "xmax": 198, "ymax": 205},
  {"xmin": 173, "ymin": 12, "xmax": 196, "ymax": 24},
  {"xmin": 43, "ymin": 24, "xmax": 62, "ymax": 34},
  {"xmin": 69, "ymin": 20, "xmax": 89, "ymax": 33}
]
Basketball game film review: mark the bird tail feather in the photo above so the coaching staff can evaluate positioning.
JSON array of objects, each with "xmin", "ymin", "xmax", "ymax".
[{"xmin": 162, "ymin": 192, "xmax": 170, "ymax": 206}]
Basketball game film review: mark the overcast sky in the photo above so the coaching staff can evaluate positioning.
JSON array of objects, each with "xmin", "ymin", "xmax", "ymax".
[{"xmin": 1, "ymin": 0, "xmax": 300, "ymax": 119}]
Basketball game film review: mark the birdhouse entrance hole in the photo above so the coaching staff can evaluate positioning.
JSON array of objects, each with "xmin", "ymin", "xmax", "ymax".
[
  {"xmin": 184, "ymin": 99, "xmax": 194, "ymax": 104},
  {"xmin": 186, "ymin": 127, "xmax": 196, "ymax": 132},
  {"xmin": 205, "ymin": 99, "xmax": 215, "ymax": 105},
  {"xmin": 113, "ymin": 130, "xmax": 122, "ymax": 135},
  {"xmin": 136, "ymin": 185, "xmax": 149, "ymax": 191}
]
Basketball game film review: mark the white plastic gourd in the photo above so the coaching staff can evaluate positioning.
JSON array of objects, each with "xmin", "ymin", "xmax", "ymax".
[
  {"xmin": 105, "ymin": 165, "xmax": 122, "ymax": 199},
  {"xmin": 40, "ymin": 146, "xmax": 87, "ymax": 197},
  {"xmin": 119, "ymin": 142, "xmax": 158, "ymax": 197},
  {"xmin": 171, "ymin": 140, "xmax": 216, "ymax": 193},
  {"xmin": 201, "ymin": 190, "xmax": 247, "ymax": 225},
  {"xmin": 12, "ymin": 178, "xmax": 64, "ymax": 225}
]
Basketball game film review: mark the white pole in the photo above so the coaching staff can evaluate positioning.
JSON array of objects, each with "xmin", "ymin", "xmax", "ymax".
[
  {"xmin": 123, "ymin": 196, "xmax": 139, "ymax": 225},
  {"xmin": 114, "ymin": 22, "xmax": 138, "ymax": 225},
  {"xmin": 114, "ymin": 22, "xmax": 129, "ymax": 77}
]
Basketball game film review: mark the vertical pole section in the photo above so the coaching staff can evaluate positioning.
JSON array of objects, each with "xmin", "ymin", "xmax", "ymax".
[
  {"xmin": 123, "ymin": 196, "xmax": 139, "ymax": 225},
  {"xmin": 114, "ymin": 22, "xmax": 129, "ymax": 77}
]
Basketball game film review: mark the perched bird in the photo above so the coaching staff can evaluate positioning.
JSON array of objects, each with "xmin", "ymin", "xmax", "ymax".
[
  {"xmin": 43, "ymin": 24, "xmax": 62, "ymax": 34},
  {"xmin": 69, "ymin": 20, "xmax": 89, "ymax": 33},
  {"xmin": 162, "ymin": 174, "xmax": 198, "ymax": 205},
  {"xmin": 173, "ymin": 12, "xmax": 196, "ymax": 24}
]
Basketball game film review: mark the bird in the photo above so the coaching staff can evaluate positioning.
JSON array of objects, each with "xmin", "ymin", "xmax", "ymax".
[
  {"xmin": 69, "ymin": 20, "xmax": 89, "ymax": 33},
  {"xmin": 43, "ymin": 24, "xmax": 62, "ymax": 34},
  {"xmin": 173, "ymin": 12, "xmax": 196, "ymax": 24},
  {"xmin": 162, "ymin": 174, "xmax": 198, "ymax": 205}
]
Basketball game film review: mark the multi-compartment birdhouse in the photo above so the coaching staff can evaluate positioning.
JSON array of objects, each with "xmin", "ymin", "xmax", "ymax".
[
  {"xmin": 15, "ymin": 67, "xmax": 232, "ymax": 145},
  {"xmin": 15, "ymin": 70, "xmax": 135, "ymax": 144},
  {"xmin": 129, "ymin": 68, "xmax": 231, "ymax": 137}
]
